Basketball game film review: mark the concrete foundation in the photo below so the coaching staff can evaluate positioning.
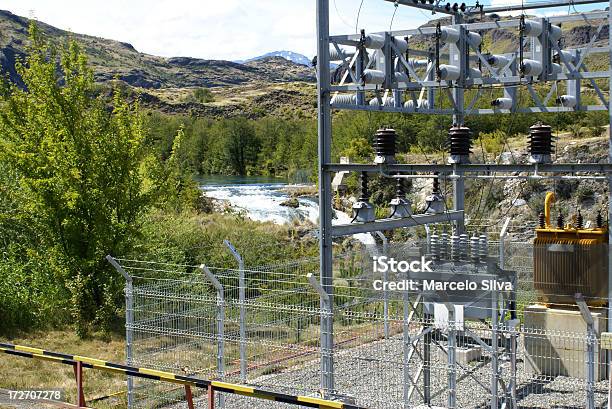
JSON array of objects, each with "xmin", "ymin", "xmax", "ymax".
[
  {"xmin": 437, "ymin": 345, "xmax": 482, "ymax": 365},
  {"xmin": 523, "ymin": 304, "xmax": 607, "ymax": 380}
]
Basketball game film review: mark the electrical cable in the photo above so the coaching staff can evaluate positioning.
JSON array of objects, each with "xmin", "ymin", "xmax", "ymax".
[
  {"xmin": 390, "ymin": 1, "xmax": 399, "ymax": 31},
  {"xmin": 334, "ymin": 0, "xmax": 356, "ymax": 30},
  {"xmin": 356, "ymin": 0, "xmax": 365, "ymax": 34},
  {"xmin": 469, "ymin": 82, "xmax": 525, "ymax": 227}
]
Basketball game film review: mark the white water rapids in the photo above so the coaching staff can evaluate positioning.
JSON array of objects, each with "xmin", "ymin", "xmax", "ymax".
[{"xmin": 201, "ymin": 181, "xmax": 376, "ymax": 247}]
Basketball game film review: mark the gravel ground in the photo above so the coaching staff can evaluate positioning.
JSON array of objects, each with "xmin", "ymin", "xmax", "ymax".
[{"xmin": 161, "ymin": 333, "xmax": 608, "ymax": 409}]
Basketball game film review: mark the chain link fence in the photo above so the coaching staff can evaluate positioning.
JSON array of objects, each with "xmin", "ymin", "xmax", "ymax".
[{"xmin": 112, "ymin": 222, "xmax": 610, "ymax": 408}]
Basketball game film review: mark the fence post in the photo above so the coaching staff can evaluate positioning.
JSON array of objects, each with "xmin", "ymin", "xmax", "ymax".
[
  {"xmin": 374, "ymin": 231, "xmax": 389, "ymax": 339},
  {"xmin": 490, "ymin": 290, "xmax": 499, "ymax": 409},
  {"xmin": 507, "ymin": 318, "xmax": 520, "ymax": 409},
  {"xmin": 446, "ymin": 302, "xmax": 457, "ymax": 409},
  {"xmin": 200, "ymin": 264, "xmax": 225, "ymax": 409},
  {"xmin": 306, "ymin": 272, "xmax": 333, "ymax": 396},
  {"xmin": 499, "ymin": 217, "xmax": 511, "ymax": 269},
  {"xmin": 498, "ymin": 217, "xmax": 518, "ymax": 407},
  {"xmin": 224, "ymin": 240, "xmax": 247, "ymax": 383},
  {"xmin": 106, "ymin": 255, "xmax": 134, "ymax": 408},
  {"xmin": 208, "ymin": 385, "xmax": 215, "ymax": 409},
  {"xmin": 73, "ymin": 361, "xmax": 86, "ymax": 408},
  {"xmin": 307, "ymin": 273, "xmax": 330, "ymax": 304},
  {"xmin": 576, "ymin": 293, "xmax": 596, "ymax": 409},
  {"xmin": 185, "ymin": 385, "xmax": 195, "ymax": 409},
  {"xmin": 402, "ymin": 269, "xmax": 411, "ymax": 408}
]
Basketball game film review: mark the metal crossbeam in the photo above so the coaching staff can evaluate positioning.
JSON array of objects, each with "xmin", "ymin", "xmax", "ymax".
[
  {"xmin": 330, "ymin": 11, "xmax": 607, "ymax": 44},
  {"xmin": 331, "ymin": 211, "xmax": 463, "ymax": 236},
  {"xmin": 481, "ymin": 0, "xmax": 606, "ymax": 14},
  {"xmin": 324, "ymin": 163, "xmax": 612, "ymax": 173}
]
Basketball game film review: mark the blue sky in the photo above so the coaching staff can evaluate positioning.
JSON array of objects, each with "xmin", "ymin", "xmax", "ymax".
[{"xmin": 1, "ymin": 1, "xmax": 605, "ymax": 61}]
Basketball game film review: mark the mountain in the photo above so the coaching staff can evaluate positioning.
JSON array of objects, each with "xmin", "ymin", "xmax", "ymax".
[
  {"xmin": 0, "ymin": 10, "xmax": 315, "ymax": 89},
  {"xmin": 238, "ymin": 51, "xmax": 312, "ymax": 67},
  {"xmin": 1, "ymin": 8, "xmax": 607, "ymax": 120}
]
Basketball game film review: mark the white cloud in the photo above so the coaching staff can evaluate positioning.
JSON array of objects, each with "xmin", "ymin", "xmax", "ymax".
[{"xmin": 1, "ymin": 0, "xmax": 430, "ymax": 60}]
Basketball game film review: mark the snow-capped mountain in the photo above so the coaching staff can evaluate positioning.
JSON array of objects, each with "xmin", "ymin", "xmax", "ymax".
[{"xmin": 237, "ymin": 51, "xmax": 312, "ymax": 66}]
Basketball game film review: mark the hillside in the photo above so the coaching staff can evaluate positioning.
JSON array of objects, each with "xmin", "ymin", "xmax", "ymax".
[
  {"xmin": 1, "ymin": 8, "xmax": 608, "ymax": 119},
  {"xmin": 0, "ymin": 9, "xmax": 315, "ymax": 90}
]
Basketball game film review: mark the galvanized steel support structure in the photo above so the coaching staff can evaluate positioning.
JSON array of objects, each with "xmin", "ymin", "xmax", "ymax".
[
  {"xmin": 608, "ymin": 0, "xmax": 612, "ymax": 370},
  {"xmin": 316, "ymin": 0, "xmax": 335, "ymax": 397},
  {"xmin": 315, "ymin": 0, "xmax": 612, "ymax": 405}
]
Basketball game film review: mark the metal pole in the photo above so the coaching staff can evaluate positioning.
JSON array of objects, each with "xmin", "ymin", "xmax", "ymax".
[
  {"xmin": 403, "ymin": 270, "xmax": 412, "ymax": 409},
  {"xmin": 73, "ymin": 361, "xmax": 85, "ymax": 408},
  {"xmin": 424, "ymin": 224, "xmax": 431, "ymax": 254},
  {"xmin": 374, "ymin": 231, "xmax": 390, "ymax": 339},
  {"xmin": 317, "ymin": 0, "xmax": 335, "ymax": 397},
  {"xmin": 106, "ymin": 255, "xmax": 134, "ymax": 408},
  {"xmin": 452, "ymin": 13, "xmax": 466, "ymax": 234},
  {"xmin": 509, "ymin": 319, "xmax": 519, "ymax": 409},
  {"xmin": 423, "ymin": 312, "xmax": 432, "ymax": 405},
  {"xmin": 608, "ymin": 0, "xmax": 612, "ymax": 379},
  {"xmin": 577, "ymin": 294, "xmax": 596, "ymax": 409},
  {"xmin": 447, "ymin": 303, "xmax": 457, "ymax": 409},
  {"xmin": 224, "ymin": 240, "xmax": 247, "ymax": 383},
  {"xmin": 200, "ymin": 264, "xmax": 225, "ymax": 408},
  {"xmin": 125, "ymin": 276, "xmax": 134, "ymax": 408},
  {"xmin": 491, "ymin": 290, "xmax": 499, "ymax": 409},
  {"xmin": 208, "ymin": 385, "xmax": 215, "ymax": 409},
  {"xmin": 499, "ymin": 217, "xmax": 511, "ymax": 269},
  {"xmin": 185, "ymin": 385, "xmax": 195, "ymax": 409}
]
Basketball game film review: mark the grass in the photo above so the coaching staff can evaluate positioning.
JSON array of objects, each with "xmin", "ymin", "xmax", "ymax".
[{"xmin": 0, "ymin": 329, "xmax": 127, "ymax": 408}]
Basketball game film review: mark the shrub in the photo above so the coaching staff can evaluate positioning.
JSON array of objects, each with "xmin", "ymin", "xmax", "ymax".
[
  {"xmin": 188, "ymin": 87, "xmax": 214, "ymax": 103},
  {"xmin": 476, "ymin": 130, "xmax": 505, "ymax": 155}
]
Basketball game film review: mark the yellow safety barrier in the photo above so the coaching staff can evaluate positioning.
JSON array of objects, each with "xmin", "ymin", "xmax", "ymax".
[{"xmin": 0, "ymin": 342, "xmax": 364, "ymax": 409}]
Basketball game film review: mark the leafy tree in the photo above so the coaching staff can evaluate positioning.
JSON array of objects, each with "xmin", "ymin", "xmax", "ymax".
[
  {"xmin": 0, "ymin": 24, "xmax": 152, "ymax": 336},
  {"xmin": 224, "ymin": 118, "xmax": 260, "ymax": 175},
  {"xmin": 146, "ymin": 126, "xmax": 201, "ymax": 211}
]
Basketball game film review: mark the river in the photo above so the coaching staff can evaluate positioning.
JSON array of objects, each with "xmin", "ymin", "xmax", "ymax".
[{"xmin": 198, "ymin": 175, "xmax": 375, "ymax": 246}]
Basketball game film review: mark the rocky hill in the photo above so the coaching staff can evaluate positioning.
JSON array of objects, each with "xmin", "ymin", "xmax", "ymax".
[
  {"xmin": 1, "ymin": 8, "xmax": 608, "ymax": 119},
  {"xmin": 0, "ymin": 9, "xmax": 315, "ymax": 89}
]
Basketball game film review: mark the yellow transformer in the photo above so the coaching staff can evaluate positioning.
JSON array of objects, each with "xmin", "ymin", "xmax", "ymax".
[{"xmin": 534, "ymin": 192, "xmax": 608, "ymax": 306}]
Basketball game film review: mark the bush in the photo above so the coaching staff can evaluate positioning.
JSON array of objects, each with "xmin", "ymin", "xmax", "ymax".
[
  {"xmin": 476, "ymin": 130, "xmax": 505, "ymax": 155},
  {"xmin": 188, "ymin": 87, "xmax": 214, "ymax": 103},
  {"xmin": 586, "ymin": 125, "xmax": 605, "ymax": 139},
  {"xmin": 567, "ymin": 124, "xmax": 584, "ymax": 139},
  {"xmin": 129, "ymin": 210, "xmax": 318, "ymax": 268}
]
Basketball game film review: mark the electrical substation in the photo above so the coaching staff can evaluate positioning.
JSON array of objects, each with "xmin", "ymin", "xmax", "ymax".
[
  {"xmin": 315, "ymin": 0, "xmax": 612, "ymax": 407},
  {"xmin": 100, "ymin": 0, "xmax": 612, "ymax": 408}
]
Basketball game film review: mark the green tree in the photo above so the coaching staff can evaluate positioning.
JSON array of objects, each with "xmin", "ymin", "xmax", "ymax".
[
  {"xmin": 224, "ymin": 118, "xmax": 260, "ymax": 175},
  {"xmin": 146, "ymin": 126, "xmax": 201, "ymax": 211},
  {"xmin": 0, "ymin": 24, "xmax": 152, "ymax": 336}
]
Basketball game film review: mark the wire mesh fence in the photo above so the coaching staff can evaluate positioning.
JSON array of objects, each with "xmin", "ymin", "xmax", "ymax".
[{"xmin": 112, "ymin": 221, "xmax": 611, "ymax": 409}]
